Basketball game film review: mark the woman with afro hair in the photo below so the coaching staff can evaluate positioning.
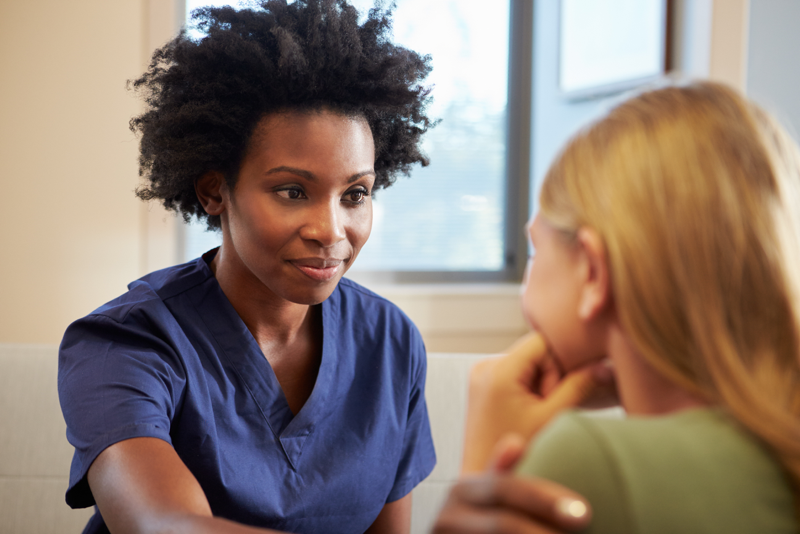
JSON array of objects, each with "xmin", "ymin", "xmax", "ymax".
[
  {"xmin": 57, "ymin": 1, "xmax": 440, "ymax": 532},
  {"xmin": 57, "ymin": 1, "xmax": 599, "ymax": 533}
]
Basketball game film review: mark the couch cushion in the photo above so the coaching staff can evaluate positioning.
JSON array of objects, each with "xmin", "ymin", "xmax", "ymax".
[
  {"xmin": 411, "ymin": 352, "xmax": 488, "ymax": 534},
  {"xmin": 0, "ymin": 344, "xmax": 94, "ymax": 533}
]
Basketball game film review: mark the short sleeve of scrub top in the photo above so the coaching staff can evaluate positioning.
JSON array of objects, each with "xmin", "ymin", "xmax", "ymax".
[{"xmin": 58, "ymin": 253, "xmax": 437, "ymax": 534}]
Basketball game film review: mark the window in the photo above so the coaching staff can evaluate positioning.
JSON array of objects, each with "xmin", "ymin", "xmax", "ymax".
[{"xmin": 181, "ymin": 0, "xmax": 533, "ymax": 283}]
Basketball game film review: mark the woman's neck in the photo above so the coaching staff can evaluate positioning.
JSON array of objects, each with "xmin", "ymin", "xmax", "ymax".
[
  {"xmin": 607, "ymin": 326, "xmax": 708, "ymax": 416},
  {"xmin": 209, "ymin": 245, "xmax": 323, "ymax": 414},
  {"xmin": 208, "ymin": 246, "xmax": 311, "ymax": 346}
]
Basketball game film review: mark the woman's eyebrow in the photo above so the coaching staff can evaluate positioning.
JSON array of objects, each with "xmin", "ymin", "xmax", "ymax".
[
  {"xmin": 347, "ymin": 170, "xmax": 376, "ymax": 183},
  {"xmin": 265, "ymin": 166, "xmax": 316, "ymax": 181},
  {"xmin": 265, "ymin": 166, "xmax": 375, "ymax": 183}
]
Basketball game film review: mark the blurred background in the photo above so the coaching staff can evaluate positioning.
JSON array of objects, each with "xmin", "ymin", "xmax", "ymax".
[{"xmin": 1, "ymin": 0, "xmax": 797, "ymax": 352}]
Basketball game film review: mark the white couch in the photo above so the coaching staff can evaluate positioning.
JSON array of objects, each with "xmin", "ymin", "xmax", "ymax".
[{"xmin": 0, "ymin": 344, "xmax": 485, "ymax": 534}]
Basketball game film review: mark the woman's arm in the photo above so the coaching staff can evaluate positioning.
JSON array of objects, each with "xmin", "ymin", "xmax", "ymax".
[
  {"xmin": 88, "ymin": 437, "xmax": 285, "ymax": 534},
  {"xmin": 364, "ymin": 494, "xmax": 411, "ymax": 534}
]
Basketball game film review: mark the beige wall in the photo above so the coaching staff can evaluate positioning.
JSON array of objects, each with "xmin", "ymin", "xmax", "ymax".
[
  {"xmin": 709, "ymin": 0, "xmax": 750, "ymax": 91},
  {"xmin": 0, "ymin": 1, "xmax": 188, "ymax": 345},
  {"xmin": 1, "ymin": 1, "xmax": 145, "ymax": 344},
  {"xmin": 0, "ymin": 0, "xmax": 751, "ymax": 351}
]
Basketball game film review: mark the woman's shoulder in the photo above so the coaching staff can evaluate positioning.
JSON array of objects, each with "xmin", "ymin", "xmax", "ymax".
[
  {"xmin": 330, "ymin": 278, "xmax": 426, "ymax": 374},
  {"xmin": 74, "ymin": 258, "xmax": 211, "ymax": 325},
  {"xmin": 333, "ymin": 278, "xmax": 418, "ymax": 328},
  {"xmin": 60, "ymin": 258, "xmax": 215, "ymax": 362},
  {"xmin": 335, "ymin": 277, "xmax": 397, "ymax": 305}
]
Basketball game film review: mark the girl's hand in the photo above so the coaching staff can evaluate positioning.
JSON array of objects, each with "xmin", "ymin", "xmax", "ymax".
[{"xmin": 460, "ymin": 332, "xmax": 615, "ymax": 474}]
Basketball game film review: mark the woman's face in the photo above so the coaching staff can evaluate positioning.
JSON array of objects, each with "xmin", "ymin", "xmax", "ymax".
[
  {"xmin": 217, "ymin": 109, "xmax": 375, "ymax": 305},
  {"xmin": 522, "ymin": 214, "xmax": 595, "ymax": 372}
]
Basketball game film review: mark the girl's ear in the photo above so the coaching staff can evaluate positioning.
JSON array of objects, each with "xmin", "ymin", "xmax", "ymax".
[
  {"xmin": 195, "ymin": 171, "xmax": 228, "ymax": 216},
  {"xmin": 576, "ymin": 227, "xmax": 612, "ymax": 320}
]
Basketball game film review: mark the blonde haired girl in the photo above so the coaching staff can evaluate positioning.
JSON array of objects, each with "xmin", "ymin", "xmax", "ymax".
[{"xmin": 462, "ymin": 82, "xmax": 800, "ymax": 533}]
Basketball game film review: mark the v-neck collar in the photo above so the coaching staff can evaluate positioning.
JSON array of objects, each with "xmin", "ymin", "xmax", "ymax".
[{"xmin": 189, "ymin": 254, "xmax": 338, "ymax": 470}]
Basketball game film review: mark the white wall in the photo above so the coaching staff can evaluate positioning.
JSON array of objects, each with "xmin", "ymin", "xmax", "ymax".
[{"xmin": 746, "ymin": 0, "xmax": 800, "ymax": 140}]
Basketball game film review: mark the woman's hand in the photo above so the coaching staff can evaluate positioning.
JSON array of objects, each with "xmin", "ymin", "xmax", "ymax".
[
  {"xmin": 461, "ymin": 332, "xmax": 615, "ymax": 473},
  {"xmin": 432, "ymin": 436, "xmax": 591, "ymax": 534}
]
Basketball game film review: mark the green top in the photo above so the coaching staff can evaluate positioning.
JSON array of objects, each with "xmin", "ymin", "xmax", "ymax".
[{"xmin": 516, "ymin": 408, "xmax": 796, "ymax": 534}]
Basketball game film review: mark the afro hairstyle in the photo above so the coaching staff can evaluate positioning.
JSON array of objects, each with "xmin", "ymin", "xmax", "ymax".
[{"xmin": 130, "ymin": 0, "xmax": 435, "ymax": 229}]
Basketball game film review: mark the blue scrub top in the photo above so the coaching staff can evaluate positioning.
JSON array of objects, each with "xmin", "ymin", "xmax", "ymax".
[{"xmin": 58, "ymin": 252, "xmax": 436, "ymax": 534}]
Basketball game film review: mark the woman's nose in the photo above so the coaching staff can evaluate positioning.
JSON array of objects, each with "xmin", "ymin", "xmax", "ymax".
[{"xmin": 299, "ymin": 200, "xmax": 347, "ymax": 246}]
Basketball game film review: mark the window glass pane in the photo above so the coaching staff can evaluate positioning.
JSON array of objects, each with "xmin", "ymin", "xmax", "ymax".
[
  {"xmin": 180, "ymin": 0, "xmax": 509, "ymax": 273},
  {"xmin": 559, "ymin": 0, "xmax": 665, "ymax": 95},
  {"xmin": 184, "ymin": 218, "xmax": 222, "ymax": 260},
  {"xmin": 185, "ymin": 0, "xmax": 251, "ymax": 39},
  {"xmin": 351, "ymin": 0, "xmax": 509, "ymax": 272}
]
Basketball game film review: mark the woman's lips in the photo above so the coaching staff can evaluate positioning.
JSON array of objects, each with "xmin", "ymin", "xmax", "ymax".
[{"xmin": 290, "ymin": 258, "xmax": 344, "ymax": 282}]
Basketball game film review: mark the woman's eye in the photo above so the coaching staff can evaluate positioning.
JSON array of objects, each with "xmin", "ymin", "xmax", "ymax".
[
  {"xmin": 276, "ymin": 187, "xmax": 306, "ymax": 200},
  {"xmin": 344, "ymin": 189, "xmax": 369, "ymax": 204}
]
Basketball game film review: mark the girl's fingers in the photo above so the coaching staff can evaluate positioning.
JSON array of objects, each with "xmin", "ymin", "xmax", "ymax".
[{"xmin": 486, "ymin": 433, "xmax": 527, "ymax": 473}]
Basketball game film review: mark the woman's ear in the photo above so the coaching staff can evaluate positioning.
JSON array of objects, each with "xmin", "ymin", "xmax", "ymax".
[
  {"xmin": 576, "ymin": 227, "xmax": 611, "ymax": 320},
  {"xmin": 195, "ymin": 171, "xmax": 228, "ymax": 216}
]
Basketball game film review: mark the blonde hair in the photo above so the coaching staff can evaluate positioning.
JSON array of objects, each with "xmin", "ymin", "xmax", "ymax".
[{"xmin": 540, "ymin": 81, "xmax": 800, "ymax": 507}]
